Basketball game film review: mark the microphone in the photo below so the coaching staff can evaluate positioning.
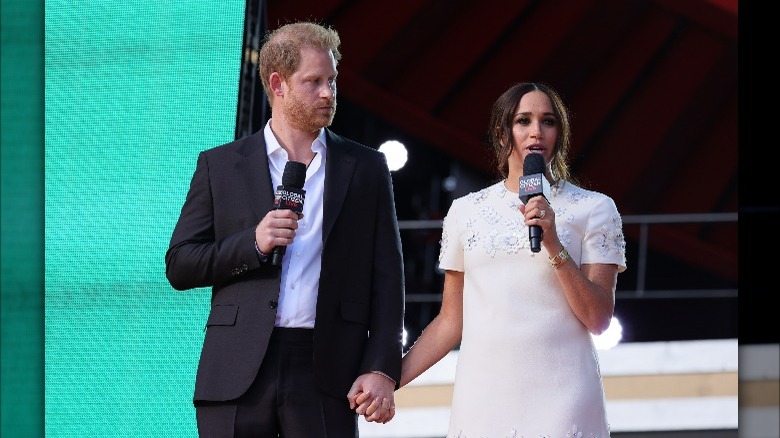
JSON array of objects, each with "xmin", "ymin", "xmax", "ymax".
[
  {"xmin": 271, "ymin": 160, "xmax": 307, "ymax": 266},
  {"xmin": 518, "ymin": 153, "xmax": 551, "ymax": 253}
]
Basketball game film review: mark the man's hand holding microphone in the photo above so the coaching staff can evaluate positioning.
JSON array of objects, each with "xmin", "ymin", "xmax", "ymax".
[{"xmin": 255, "ymin": 160, "xmax": 306, "ymax": 265}]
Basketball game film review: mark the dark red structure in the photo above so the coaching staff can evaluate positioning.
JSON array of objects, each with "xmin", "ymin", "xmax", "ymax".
[{"xmin": 232, "ymin": 0, "xmax": 756, "ymax": 343}]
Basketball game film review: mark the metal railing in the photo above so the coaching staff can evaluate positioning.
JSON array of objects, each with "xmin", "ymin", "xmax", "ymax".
[{"xmin": 397, "ymin": 212, "xmax": 738, "ymax": 302}]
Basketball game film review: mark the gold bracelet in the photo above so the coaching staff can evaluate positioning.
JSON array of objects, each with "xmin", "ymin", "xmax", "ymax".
[{"xmin": 548, "ymin": 246, "xmax": 570, "ymax": 269}]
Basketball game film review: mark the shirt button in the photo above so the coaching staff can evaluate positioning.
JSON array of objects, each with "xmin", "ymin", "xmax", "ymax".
[{"xmin": 269, "ymin": 300, "xmax": 277, "ymax": 309}]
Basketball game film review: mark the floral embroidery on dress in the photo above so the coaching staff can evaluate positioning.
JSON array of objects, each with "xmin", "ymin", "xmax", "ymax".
[
  {"xmin": 555, "ymin": 205, "xmax": 572, "ymax": 224},
  {"xmin": 567, "ymin": 189, "xmax": 591, "ymax": 204},
  {"xmin": 469, "ymin": 187, "xmax": 490, "ymax": 204},
  {"xmin": 557, "ymin": 226, "xmax": 572, "ymax": 247},
  {"xmin": 610, "ymin": 216, "xmax": 626, "ymax": 258},
  {"xmin": 481, "ymin": 214, "xmax": 525, "ymax": 257},
  {"xmin": 485, "ymin": 229, "xmax": 499, "ymax": 258},
  {"xmin": 594, "ymin": 217, "xmax": 625, "ymax": 258},
  {"xmin": 505, "ymin": 215, "xmax": 526, "ymax": 252},
  {"xmin": 439, "ymin": 226, "xmax": 449, "ymax": 262},
  {"xmin": 500, "ymin": 224, "xmax": 524, "ymax": 255},
  {"xmin": 497, "ymin": 184, "xmax": 523, "ymax": 212},
  {"xmin": 480, "ymin": 205, "xmax": 502, "ymax": 225},
  {"xmin": 464, "ymin": 218, "xmax": 480, "ymax": 251}
]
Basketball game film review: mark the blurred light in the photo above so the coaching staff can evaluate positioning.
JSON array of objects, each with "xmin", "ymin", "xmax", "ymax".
[
  {"xmin": 592, "ymin": 316, "xmax": 623, "ymax": 350},
  {"xmin": 402, "ymin": 327, "xmax": 408, "ymax": 347},
  {"xmin": 442, "ymin": 176, "xmax": 457, "ymax": 192},
  {"xmin": 378, "ymin": 140, "xmax": 408, "ymax": 171}
]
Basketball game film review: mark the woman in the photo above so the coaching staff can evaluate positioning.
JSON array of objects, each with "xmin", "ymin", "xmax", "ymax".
[{"xmin": 399, "ymin": 82, "xmax": 627, "ymax": 437}]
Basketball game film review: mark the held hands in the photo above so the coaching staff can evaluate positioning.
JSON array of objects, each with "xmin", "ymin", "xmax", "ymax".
[
  {"xmin": 254, "ymin": 209, "xmax": 304, "ymax": 254},
  {"xmin": 347, "ymin": 372, "xmax": 396, "ymax": 424}
]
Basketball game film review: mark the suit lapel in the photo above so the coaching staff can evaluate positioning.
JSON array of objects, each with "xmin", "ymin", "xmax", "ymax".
[
  {"xmin": 323, "ymin": 129, "xmax": 356, "ymax": 244},
  {"xmin": 237, "ymin": 130, "xmax": 275, "ymax": 221}
]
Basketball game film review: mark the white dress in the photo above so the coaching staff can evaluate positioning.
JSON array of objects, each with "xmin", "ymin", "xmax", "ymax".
[{"xmin": 439, "ymin": 180, "xmax": 627, "ymax": 438}]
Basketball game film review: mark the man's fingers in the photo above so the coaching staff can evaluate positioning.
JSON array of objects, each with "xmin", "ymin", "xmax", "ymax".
[{"xmin": 346, "ymin": 387, "xmax": 361, "ymax": 409}]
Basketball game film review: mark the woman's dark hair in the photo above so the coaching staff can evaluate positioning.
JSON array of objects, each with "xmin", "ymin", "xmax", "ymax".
[{"xmin": 487, "ymin": 82, "xmax": 574, "ymax": 185}]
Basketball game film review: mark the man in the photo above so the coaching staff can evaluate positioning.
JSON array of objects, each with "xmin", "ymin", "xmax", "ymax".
[{"xmin": 165, "ymin": 21, "xmax": 404, "ymax": 437}]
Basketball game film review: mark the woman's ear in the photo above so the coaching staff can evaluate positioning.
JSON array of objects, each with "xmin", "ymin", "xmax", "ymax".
[{"xmin": 495, "ymin": 128, "xmax": 508, "ymax": 149}]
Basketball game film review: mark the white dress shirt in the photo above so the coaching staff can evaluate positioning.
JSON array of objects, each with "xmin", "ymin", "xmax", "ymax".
[{"xmin": 263, "ymin": 120, "xmax": 326, "ymax": 328}]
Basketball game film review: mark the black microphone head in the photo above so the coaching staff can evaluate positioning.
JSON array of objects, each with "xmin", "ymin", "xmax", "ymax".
[
  {"xmin": 282, "ymin": 160, "xmax": 307, "ymax": 188},
  {"xmin": 523, "ymin": 153, "xmax": 546, "ymax": 176}
]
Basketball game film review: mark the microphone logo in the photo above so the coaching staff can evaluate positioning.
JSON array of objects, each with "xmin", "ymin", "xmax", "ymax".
[
  {"xmin": 519, "ymin": 176, "xmax": 544, "ymax": 192},
  {"xmin": 518, "ymin": 174, "xmax": 550, "ymax": 206},
  {"xmin": 273, "ymin": 190, "xmax": 304, "ymax": 212}
]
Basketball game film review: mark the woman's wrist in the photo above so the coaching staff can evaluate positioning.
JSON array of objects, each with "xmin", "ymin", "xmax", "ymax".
[{"xmin": 548, "ymin": 245, "xmax": 570, "ymax": 269}]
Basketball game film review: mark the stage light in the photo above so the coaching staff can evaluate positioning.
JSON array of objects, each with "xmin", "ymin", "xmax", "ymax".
[
  {"xmin": 378, "ymin": 140, "xmax": 408, "ymax": 171},
  {"xmin": 592, "ymin": 316, "xmax": 623, "ymax": 350},
  {"xmin": 442, "ymin": 176, "xmax": 457, "ymax": 192}
]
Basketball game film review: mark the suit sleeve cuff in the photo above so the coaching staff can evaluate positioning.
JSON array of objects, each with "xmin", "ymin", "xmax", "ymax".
[{"xmin": 254, "ymin": 240, "xmax": 270, "ymax": 263}]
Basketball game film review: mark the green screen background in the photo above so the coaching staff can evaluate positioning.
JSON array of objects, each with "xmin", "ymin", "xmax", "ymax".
[
  {"xmin": 1, "ymin": 1, "xmax": 44, "ymax": 437},
  {"xmin": 42, "ymin": 1, "xmax": 244, "ymax": 436}
]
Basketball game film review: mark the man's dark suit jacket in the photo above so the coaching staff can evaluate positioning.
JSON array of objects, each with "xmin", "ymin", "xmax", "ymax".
[{"xmin": 165, "ymin": 129, "xmax": 405, "ymax": 402}]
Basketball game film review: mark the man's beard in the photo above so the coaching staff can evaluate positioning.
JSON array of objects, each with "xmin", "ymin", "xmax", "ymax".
[{"xmin": 284, "ymin": 88, "xmax": 336, "ymax": 133}]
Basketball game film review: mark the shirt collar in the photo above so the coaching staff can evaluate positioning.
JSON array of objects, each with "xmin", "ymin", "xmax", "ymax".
[
  {"xmin": 263, "ymin": 120, "xmax": 328, "ymax": 158},
  {"xmin": 312, "ymin": 128, "xmax": 327, "ymax": 155}
]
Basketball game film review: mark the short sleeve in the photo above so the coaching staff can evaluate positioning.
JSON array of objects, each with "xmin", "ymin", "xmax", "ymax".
[
  {"xmin": 438, "ymin": 200, "xmax": 464, "ymax": 272},
  {"xmin": 581, "ymin": 195, "xmax": 627, "ymax": 273}
]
